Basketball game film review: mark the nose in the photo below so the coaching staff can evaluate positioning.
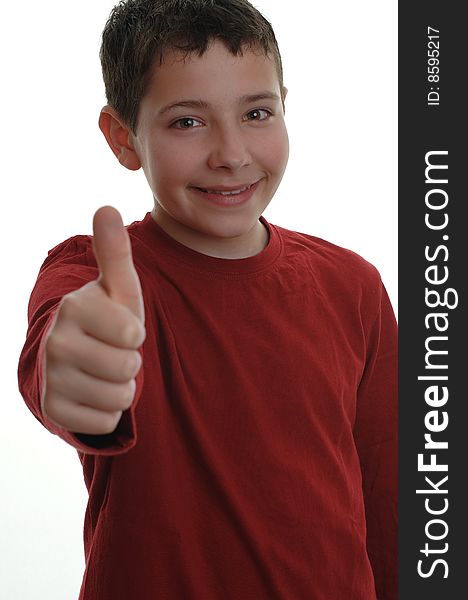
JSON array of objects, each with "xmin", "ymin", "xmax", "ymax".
[{"xmin": 207, "ymin": 124, "xmax": 252, "ymax": 171}]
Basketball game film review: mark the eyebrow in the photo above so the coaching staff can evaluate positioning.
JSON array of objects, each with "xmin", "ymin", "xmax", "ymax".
[{"xmin": 157, "ymin": 92, "xmax": 281, "ymax": 116}]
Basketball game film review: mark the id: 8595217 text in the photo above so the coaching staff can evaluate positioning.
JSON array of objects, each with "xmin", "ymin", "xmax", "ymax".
[{"xmin": 427, "ymin": 27, "xmax": 440, "ymax": 107}]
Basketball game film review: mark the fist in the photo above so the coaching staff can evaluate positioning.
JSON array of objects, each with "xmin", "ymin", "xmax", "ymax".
[{"xmin": 42, "ymin": 206, "xmax": 146, "ymax": 435}]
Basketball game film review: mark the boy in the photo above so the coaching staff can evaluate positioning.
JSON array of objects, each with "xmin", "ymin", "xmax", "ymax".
[{"xmin": 18, "ymin": 1, "xmax": 397, "ymax": 599}]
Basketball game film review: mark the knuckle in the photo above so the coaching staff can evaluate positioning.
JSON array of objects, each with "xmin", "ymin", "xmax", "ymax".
[
  {"xmin": 128, "ymin": 378, "xmax": 137, "ymax": 402},
  {"xmin": 99, "ymin": 411, "xmax": 122, "ymax": 435},
  {"xmin": 122, "ymin": 321, "xmax": 142, "ymax": 347},
  {"xmin": 122, "ymin": 351, "xmax": 142, "ymax": 379},
  {"xmin": 44, "ymin": 366, "xmax": 61, "ymax": 392},
  {"xmin": 41, "ymin": 393, "xmax": 54, "ymax": 419},
  {"xmin": 42, "ymin": 393, "xmax": 64, "ymax": 425},
  {"xmin": 58, "ymin": 293, "xmax": 82, "ymax": 319},
  {"xmin": 44, "ymin": 331, "xmax": 68, "ymax": 361},
  {"xmin": 116, "ymin": 379, "xmax": 136, "ymax": 410},
  {"xmin": 44, "ymin": 356, "xmax": 70, "ymax": 394}
]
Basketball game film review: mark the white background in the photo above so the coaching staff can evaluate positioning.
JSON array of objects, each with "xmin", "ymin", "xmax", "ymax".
[{"xmin": 1, "ymin": 1, "xmax": 397, "ymax": 598}]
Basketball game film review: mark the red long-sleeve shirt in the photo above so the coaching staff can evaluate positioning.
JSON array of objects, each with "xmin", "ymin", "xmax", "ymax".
[{"xmin": 18, "ymin": 213, "xmax": 397, "ymax": 599}]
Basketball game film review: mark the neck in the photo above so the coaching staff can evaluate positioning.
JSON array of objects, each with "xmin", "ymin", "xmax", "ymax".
[{"xmin": 151, "ymin": 206, "xmax": 269, "ymax": 259}]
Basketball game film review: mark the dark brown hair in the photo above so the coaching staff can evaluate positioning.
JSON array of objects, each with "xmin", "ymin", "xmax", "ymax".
[{"xmin": 100, "ymin": 0, "xmax": 284, "ymax": 133}]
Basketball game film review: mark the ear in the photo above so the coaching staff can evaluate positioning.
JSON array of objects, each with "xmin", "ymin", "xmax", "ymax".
[
  {"xmin": 99, "ymin": 106, "xmax": 142, "ymax": 171},
  {"xmin": 281, "ymin": 86, "xmax": 288, "ymax": 114}
]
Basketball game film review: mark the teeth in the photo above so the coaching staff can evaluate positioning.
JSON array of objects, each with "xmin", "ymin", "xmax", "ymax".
[{"xmin": 202, "ymin": 185, "xmax": 250, "ymax": 195}]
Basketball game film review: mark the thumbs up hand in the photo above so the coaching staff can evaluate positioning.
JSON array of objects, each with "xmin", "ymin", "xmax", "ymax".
[
  {"xmin": 42, "ymin": 207, "xmax": 146, "ymax": 435},
  {"xmin": 92, "ymin": 206, "xmax": 145, "ymax": 324}
]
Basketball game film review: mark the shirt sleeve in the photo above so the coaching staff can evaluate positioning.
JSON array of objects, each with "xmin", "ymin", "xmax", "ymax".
[
  {"xmin": 353, "ymin": 281, "xmax": 398, "ymax": 600},
  {"xmin": 17, "ymin": 235, "xmax": 144, "ymax": 456}
]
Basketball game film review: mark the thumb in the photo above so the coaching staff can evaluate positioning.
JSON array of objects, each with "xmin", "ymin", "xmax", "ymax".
[{"xmin": 92, "ymin": 205, "xmax": 144, "ymax": 323}]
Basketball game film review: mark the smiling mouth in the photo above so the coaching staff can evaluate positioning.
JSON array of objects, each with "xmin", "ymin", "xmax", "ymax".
[{"xmin": 194, "ymin": 183, "xmax": 255, "ymax": 196}]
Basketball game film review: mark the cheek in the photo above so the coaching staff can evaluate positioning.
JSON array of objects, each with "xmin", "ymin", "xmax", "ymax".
[
  {"xmin": 148, "ymin": 138, "xmax": 203, "ymax": 186},
  {"xmin": 261, "ymin": 127, "xmax": 289, "ymax": 175}
]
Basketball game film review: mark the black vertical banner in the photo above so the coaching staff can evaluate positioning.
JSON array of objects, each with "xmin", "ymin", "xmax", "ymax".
[{"xmin": 399, "ymin": 2, "xmax": 467, "ymax": 598}]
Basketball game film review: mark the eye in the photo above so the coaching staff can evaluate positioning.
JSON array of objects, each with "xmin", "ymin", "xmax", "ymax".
[
  {"xmin": 244, "ymin": 109, "xmax": 272, "ymax": 122},
  {"xmin": 171, "ymin": 117, "xmax": 204, "ymax": 129}
]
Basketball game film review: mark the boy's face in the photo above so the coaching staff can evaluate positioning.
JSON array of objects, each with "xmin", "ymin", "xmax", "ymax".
[{"xmin": 109, "ymin": 40, "xmax": 289, "ymax": 256}]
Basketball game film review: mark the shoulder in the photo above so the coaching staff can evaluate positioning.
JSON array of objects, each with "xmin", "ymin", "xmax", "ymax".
[
  {"xmin": 41, "ymin": 216, "xmax": 145, "ymax": 273},
  {"xmin": 41, "ymin": 234, "xmax": 94, "ymax": 271},
  {"xmin": 270, "ymin": 223, "xmax": 387, "ymax": 327},
  {"xmin": 274, "ymin": 223, "xmax": 382, "ymax": 287}
]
